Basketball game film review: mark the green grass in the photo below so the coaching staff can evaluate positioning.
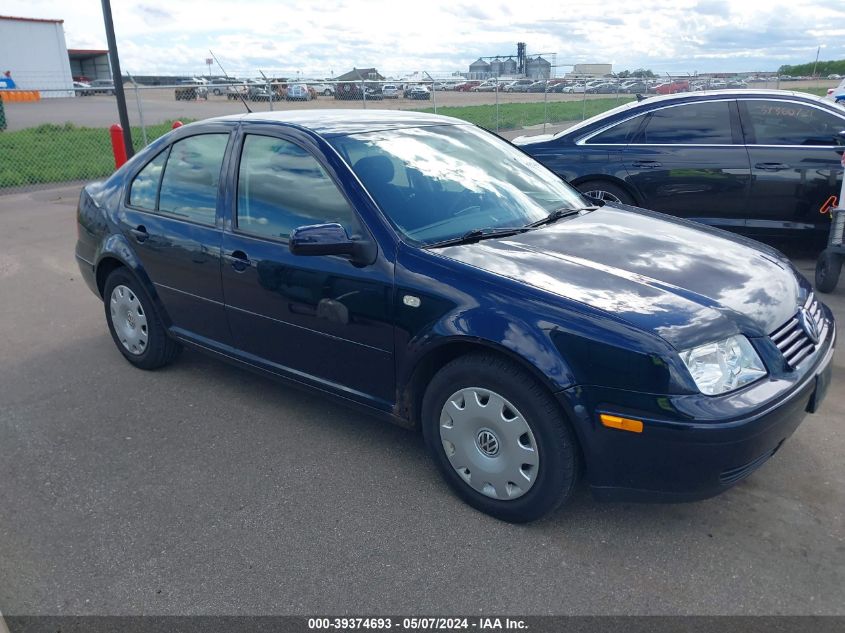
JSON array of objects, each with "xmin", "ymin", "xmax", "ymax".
[
  {"xmin": 417, "ymin": 97, "xmax": 635, "ymax": 131},
  {"xmin": 798, "ymin": 87, "xmax": 832, "ymax": 97},
  {"xmin": 0, "ymin": 121, "xmax": 187, "ymax": 189}
]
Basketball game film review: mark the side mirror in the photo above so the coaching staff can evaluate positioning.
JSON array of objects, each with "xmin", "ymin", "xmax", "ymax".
[{"xmin": 289, "ymin": 223, "xmax": 376, "ymax": 265}]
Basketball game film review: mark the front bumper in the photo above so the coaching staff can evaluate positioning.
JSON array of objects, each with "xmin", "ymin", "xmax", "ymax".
[{"xmin": 558, "ymin": 322, "xmax": 836, "ymax": 503}]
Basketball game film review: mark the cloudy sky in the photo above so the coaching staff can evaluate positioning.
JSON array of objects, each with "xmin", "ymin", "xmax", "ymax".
[{"xmin": 4, "ymin": 0, "xmax": 845, "ymax": 77}]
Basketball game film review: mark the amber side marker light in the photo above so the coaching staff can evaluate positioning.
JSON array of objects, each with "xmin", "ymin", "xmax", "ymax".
[{"xmin": 600, "ymin": 413, "xmax": 644, "ymax": 433}]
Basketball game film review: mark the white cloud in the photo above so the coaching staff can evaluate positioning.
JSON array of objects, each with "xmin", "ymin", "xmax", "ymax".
[{"xmin": 2, "ymin": 0, "xmax": 844, "ymax": 76}]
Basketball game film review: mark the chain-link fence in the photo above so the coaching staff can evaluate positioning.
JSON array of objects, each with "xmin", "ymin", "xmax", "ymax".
[{"xmin": 1, "ymin": 73, "xmax": 839, "ymax": 191}]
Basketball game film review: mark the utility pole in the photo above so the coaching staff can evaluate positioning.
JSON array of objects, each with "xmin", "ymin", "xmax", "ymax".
[
  {"xmin": 101, "ymin": 0, "xmax": 133, "ymax": 158},
  {"xmin": 812, "ymin": 45, "xmax": 821, "ymax": 79}
]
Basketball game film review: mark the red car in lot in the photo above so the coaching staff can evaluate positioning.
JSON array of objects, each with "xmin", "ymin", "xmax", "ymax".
[
  {"xmin": 454, "ymin": 81, "xmax": 481, "ymax": 92},
  {"xmin": 652, "ymin": 80, "xmax": 690, "ymax": 95}
]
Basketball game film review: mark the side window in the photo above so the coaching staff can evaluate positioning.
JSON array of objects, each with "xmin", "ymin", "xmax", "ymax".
[
  {"xmin": 641, "ymin": 101, "xmax": 733, "ymax": 144},
  {"xmin": 237, "ymin": 135, "xmax": 361, "ymax": 240},
  {"xmin": 586, "ymin": 114, "xmax": 647, "ymax": 144},
  {"xmin": 158, "ymin": 134, "xmax": 229, "ymax": 225},
  {"xmin": 742, "ymin": 100, "xmax": 845, "ymax": 145},
  {"xmin": 128, "ymin": 149, "xmax": 167, "ymax": 210}
]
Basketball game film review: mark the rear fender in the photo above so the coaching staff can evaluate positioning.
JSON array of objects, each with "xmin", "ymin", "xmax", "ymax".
[{"xmin": 94, "ymin": 233, "xmax": 173, "ymax": 328}]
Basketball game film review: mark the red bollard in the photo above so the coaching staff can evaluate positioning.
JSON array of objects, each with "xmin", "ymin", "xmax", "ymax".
[
  {"xmin": 172, "ymin": 120, "xmax": 183, "ymax": 129},
  {"xmin": 109, "ymin": 124, "xmax": 128, "ymax": 169}
]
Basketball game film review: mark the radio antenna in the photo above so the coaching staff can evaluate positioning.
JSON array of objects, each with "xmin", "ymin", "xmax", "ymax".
[{"xmin": 209, "ymin": 49, "xmax": 252, "ymax": 113}]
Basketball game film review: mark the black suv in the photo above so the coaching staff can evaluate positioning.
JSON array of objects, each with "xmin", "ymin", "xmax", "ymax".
[{"xmin": 517, "ymin": 90, "xmax": 845, "ymax": 238}]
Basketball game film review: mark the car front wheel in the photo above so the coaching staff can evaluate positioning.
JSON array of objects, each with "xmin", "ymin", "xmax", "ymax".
[
  {"xmin": 422, "ymin": 354, "xmax": 580, "ymax": 522},
  {"xmin": 103, "ymin": 268, "xmax": 181, "ymax": 370}
]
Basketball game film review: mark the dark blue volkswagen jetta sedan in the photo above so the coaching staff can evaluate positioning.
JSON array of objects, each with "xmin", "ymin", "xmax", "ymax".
[{"xmin": 75, "ymin": 110, "xmax": 835, "ymax": 522}]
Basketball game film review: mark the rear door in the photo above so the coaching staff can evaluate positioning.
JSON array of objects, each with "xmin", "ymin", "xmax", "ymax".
[
  {"xmin": 120, "ymin": 128, "xmax": 233, "ymax": 344},
  {"xmin": 739, "ymin": 98, "xmax": 845, "ymax": 235},
  {"xmin": 621, "ymin": 99, "xmax": 751, "ymax": 225}
]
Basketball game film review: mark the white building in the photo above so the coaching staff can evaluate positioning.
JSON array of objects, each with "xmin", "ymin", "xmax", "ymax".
[{"xmin": 0, "ymin": 15, "xmax": 75, "ymax": 97}]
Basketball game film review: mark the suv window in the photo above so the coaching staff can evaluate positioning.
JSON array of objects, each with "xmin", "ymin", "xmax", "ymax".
[
  {"xmin": 586, "ymin": 113, "xmax": 647, "ymax": 144},
  {"xmin": 236, "ymin": 135, "xmax": 361, "ymax": 240},
  {"xmin": 640, "ymin": 101, "xmax": 733, "ymax": 144},
  {"xmin": 741, "ymin": 100, "xmax": 845, "ymax": 145},
  {"xmin": 128, "ymin": 149, "xmax": 167, "ymax": 210},
  {"xmin": 158, "ymin": 134, "xmax": 229, "ymax": 225}
]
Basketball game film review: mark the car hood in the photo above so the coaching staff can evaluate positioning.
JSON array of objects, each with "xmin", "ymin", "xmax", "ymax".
[{"xmin": 434, "ymin": 205, "xmax": 803, "ymax": 349}]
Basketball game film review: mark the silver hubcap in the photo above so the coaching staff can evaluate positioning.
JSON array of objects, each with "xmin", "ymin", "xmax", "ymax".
[
  {"xmin": 110, "ymin": 285, "xmax": 148, "ymax": 355},
  {"xmin": 439, "ymin": 388, "xmax": 539, "ymax": 500},
  {"xmin": 583, "ymin": 189, "xmax": 622, "ymax": 203}
]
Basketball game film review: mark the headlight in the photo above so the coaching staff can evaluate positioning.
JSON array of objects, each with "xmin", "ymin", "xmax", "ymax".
[{"xmin": 679, "ymin": 335, "xmax": 767, "ymax": 396}]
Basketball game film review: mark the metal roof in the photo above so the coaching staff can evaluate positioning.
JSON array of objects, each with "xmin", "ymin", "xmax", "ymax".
[{"xmin": 0, "ymin": 14, "xmax": 64, "ymax": 24}]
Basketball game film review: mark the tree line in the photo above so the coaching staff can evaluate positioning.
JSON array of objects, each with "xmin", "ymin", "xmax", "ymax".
[{"xmin": 778, "ymin": 59, "xmax": 845, "ymax": 76}]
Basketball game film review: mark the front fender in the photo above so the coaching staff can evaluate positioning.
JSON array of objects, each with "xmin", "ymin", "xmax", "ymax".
[{"xmin": 400, "ymin": 310, "xmax": 576, "ymax": 394}]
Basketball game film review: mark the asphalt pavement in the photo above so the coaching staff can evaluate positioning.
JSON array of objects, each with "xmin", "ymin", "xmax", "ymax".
[{"xmin": 0, "ymin": 185, "xmax": 843, "ymax": 616}]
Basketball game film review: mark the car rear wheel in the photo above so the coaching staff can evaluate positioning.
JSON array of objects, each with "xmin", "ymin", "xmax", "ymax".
[
  {"xmin": 575, "ymin": 180, "xmax": 635, "ymax": 205},
  {"xmin": 815, "ymin": 249, "xmax": 842, "ymax": 293},
  {"xmin": 323, "ymin": 89, "xmax": 332, "ymax": 96},
  {"xmin": 422, "ymin": 354, "xmax": 580, "ymax": 523},
  {"xmin": 103, "ymin": 268, "xmax": 181, "ymax": 370}
]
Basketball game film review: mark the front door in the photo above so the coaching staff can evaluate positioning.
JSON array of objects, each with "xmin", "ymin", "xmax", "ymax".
[
  {"xmin": 220, "ymin": 131, "xmax": 395, "ymax": 407},
  {"xmin": 739, "ymin": 98, "xmax": 845, "ymax": 235},
  {"xmin": 118, "ymin": 131, "xmax": 232, "ymax": 344},
  {"xmin": 622, "ymin": 99, "xmax": 752, "ymax": 227}
]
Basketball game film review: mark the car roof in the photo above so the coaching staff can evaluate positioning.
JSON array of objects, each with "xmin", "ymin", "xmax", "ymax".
[
  {"xmin": 553, "ymin": 89, "xmax": 839, "ymax": 140},
  {"xmin": 203, "ymin": 109, "xmax": 468, "ymax": 137}
]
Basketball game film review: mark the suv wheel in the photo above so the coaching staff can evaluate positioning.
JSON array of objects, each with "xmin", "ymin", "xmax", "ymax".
[
  {"xmin": 815, "ymin": 249, "xmax": 842, "ymax": 293},
  {"xmin": 576, "ymin": 180, "xmax": 635, "ymax": 205},
  {"xmin": 103, "ymin": 268, "xmax": 181, "ymax": 370},
  {"xmin": 422, "ymin": 354, "xmax": 580, "ymax": 522}
]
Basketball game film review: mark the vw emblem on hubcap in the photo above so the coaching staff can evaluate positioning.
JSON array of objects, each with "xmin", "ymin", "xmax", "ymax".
[
  {"xmin": 476, "ymin": 429, "xmax": 500, "ymax": 457},
  {"xmin": 798, "ymin": 307, "xmax": 820, "ymax": 344}
]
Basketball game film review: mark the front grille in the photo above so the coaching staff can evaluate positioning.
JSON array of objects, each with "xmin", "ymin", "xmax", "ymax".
[
  {"xmin": 719, "ymin": 440, "xmax": 784, "ymax": 485},
  {"xmin": 769, "ymin": 293, "xmax": 827, "ymax": 368}
]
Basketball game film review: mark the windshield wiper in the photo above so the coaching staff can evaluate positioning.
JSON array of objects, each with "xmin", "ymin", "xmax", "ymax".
[
  {"xmin": 425, "ymin": 227, "xmax": 530, "ymax": 249},
  {"xmin": 526, "ymin": 205, "xmax": 599, "ymax": 228}
]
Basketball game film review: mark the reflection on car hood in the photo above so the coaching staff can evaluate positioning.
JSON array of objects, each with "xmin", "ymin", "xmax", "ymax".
[{"xmin": 435, "ymin": 205, "xmax": 802, "ymax": 349}]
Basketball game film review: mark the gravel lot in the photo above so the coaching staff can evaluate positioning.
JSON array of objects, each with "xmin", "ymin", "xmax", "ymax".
[{"xmin": 0, "ymin": 184, "xmax": 843, "ymax": 616}]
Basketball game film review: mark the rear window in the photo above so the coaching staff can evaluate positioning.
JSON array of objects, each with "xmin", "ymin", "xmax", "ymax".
[
  {"xmin": 586, "ymin": 114, "xmax": 647, "ymax": 144},
  {"xmin": 640, "ymin": 101, "xmax": 733, "ymax": 144}
]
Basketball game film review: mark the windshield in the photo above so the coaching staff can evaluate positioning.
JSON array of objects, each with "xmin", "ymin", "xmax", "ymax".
[{"xmin": 329, "ymin": 124, "xmax": 586, "ymax": 245}]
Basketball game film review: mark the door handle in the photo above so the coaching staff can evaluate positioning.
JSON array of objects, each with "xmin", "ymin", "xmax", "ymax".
[
  {"xmin": 129, "ymin": 225, "xmax": 149, "ymax": 243},
  {"xmin": 225, "ymin": 249, "xmax": 250, "ymax": 272},
  {"xmin": 754, "ymin": 162, "xmax": 790, "ymax": 171},
  {"xmin": 631, "ymin": 160, "xmax": 662, "ymax": 169}
]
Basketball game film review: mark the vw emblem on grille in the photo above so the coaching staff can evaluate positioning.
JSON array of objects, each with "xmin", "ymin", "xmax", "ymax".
[
  {"xmin": 476, "ymin": 429, "xmax": 500, "ymax": 457},
  {"xmin": 798, "ymin": 307, "xmax": 820, "ymax": 344}
]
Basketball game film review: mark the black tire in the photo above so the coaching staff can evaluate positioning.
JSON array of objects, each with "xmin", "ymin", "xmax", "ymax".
[
  {"xmin": 421, "ymin": 353, "xmax": 580, "ymax": 523},
  {"xmin": 575, "ymin": 180, "xmax": 635, "ymax": 205},
  {"xmin": 815, "ymin": 249, "xmax": 842, "ymax": 294},
  {"xmin": 103, "ymin": 268, "xmax": 181, "ymax": 370},
  {"xmin": 324, "ymin": 89, "xmax": 332, "ymax": 96}
]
